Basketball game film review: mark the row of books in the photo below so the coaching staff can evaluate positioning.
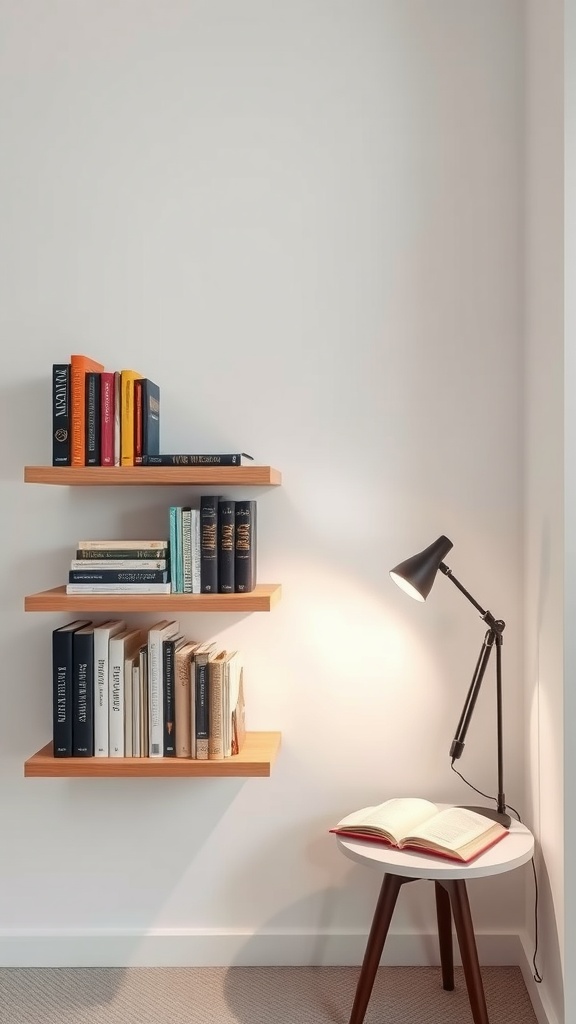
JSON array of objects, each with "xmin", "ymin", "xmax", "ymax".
[
  {"xmin": 51, "ymin": 355, "xmax": 255, "ymax": 472},
  {"xmin": 52, "ymin": 357, "xmax": 160, "ymax": 468},
  {"xmin": 52, "ymin": 619, "xmax": 246, "ymax": 760},
  {"xmin": 66, "ymin": 498, "xmax": 257, "ymax": 595}
]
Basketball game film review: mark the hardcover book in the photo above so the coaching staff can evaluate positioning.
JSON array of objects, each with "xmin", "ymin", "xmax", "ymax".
[
  {"xmin": 208, "ymin": 651, "xmax": 234, "ymax": 760},
  {"xmin": 70, "ymin": 354, "xmax": 105, "ymax": 467},
  {"xmin": 108, "ymin": 628, "xmax": 145, "ymax": 757},
  {"xmin": 85, "ymin": 371, "xmax": 101, "ymax": 466},
  {"xmin": 72, "ymin": 624, "xmax": 95, "ymax": 756},
  {"xmin": 76, "ymin": 548, "xmax": 168, "ymax": 560},
  {"xmin": 140, "ymin": 379, "xmax": 160, "ymax": 462},
  {"xmin": 52, "ymin": 620, "xmax": 91, "ymax": 757},
  {"xmin": 329, "ymin": 798, "xmax": 508, "ymax": 863},
  {"xmin": 120, "ymin": 369, "xmax": 142, "ymax": 466},
  {"xmin": 140, "ymin": 452, "xmax": 253, "ymax": 466},
  {"xmin": 218, "ymin": 499, "xmax": 235, "ymax": 593},
  {"xmin": 174, "ymin": 640, "xmax": 199, "ymax": 758},
  {"xmin": 52, "ymin": 363, "xmax": 71, "ymax": 466},
  {"xmin": 200, "ymin": 495, "xmax": 221, "ymax": 593},
  {"xmin": 162, "ymin": 635, "xmax": 185, "ymax": 757},
  {"xmin": 100, "ymin": 371, "xmax": 116, "ymax": 467},
  {"xmin": 234, "ymin": 500, "xmax": 257, "ymax": 593},
  {"xmin": 147, "ymin": 620, "xmax": 180, "ymax": 757},
  {"xmin": 77, "ymin": 539, "xmax": 168, "ymax": 550},
  {"xmin": 66, "ymin": 583, "xmax": 171, "ymax": 594},
  {"xmin": 68, "ymin": 569, "xmax": 169, "ymax": 584},
  {"xmin": 93, "ymin": 619, "xmax": 126, "ymax": 757},
  {"xmin": 194, "ymin": 645, "xmax": 217, "ymax": 759}
]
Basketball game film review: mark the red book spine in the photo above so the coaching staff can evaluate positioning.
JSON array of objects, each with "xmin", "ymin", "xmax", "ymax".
[{"xmin": 100, "ymin": 372, "xmax": 115, "ymax": 467}]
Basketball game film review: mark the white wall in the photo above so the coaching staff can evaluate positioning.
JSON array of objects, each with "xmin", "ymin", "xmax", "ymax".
[
  {"xmin": 0, "ymin": 1, "xmax": 528, "ymax": 970},
  {"xmin": 524, "ymin": 3, "xmax": 565, "ymax": 1023}
]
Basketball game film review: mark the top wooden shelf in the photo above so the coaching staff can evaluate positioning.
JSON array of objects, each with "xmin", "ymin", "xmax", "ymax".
[{"xmin": 24, "ymin": 466, "xmax": 282, "ymax": 487}]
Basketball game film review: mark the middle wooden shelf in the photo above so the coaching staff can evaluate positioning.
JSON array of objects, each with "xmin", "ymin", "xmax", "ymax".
[{"xmin": 24, "ymin": 583, "xmax": 282, "ymax": 613}]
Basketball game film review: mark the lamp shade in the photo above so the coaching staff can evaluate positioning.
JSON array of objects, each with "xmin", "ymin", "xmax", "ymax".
[{"xmin": 389, "ymin": 535, "xmax": 454, "ymax": 601}]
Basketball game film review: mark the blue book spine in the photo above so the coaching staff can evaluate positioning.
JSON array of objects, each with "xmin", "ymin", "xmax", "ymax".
[{"xmin": 141, "ymin": 379, "xmax": 160, "ymax": 458}]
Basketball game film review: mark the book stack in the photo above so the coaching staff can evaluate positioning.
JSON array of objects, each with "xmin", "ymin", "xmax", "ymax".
[
  {"xmin": 66, "ymin": 540, "xmax": 170, "ymax": 595},
  {"xmin": 168, "ymin": 496, "xmax": 257, "ymax": 594},
  {"xmin": 52, "ymin": 356, "xmax": 160, "ymax": 468},
  {"xmin": 52, "ymin": 619, "xmax": 246, "ymax": 759}
]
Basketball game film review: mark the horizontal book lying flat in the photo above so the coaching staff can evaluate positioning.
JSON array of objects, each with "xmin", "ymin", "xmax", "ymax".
[
  {"xmin": 330, "ymin": 798, "xmax": 508, "ymax": 863},
  {"xmin": 66, "ymin": 583, "xmax": 172, "ymax": 595},
  {"xmin": 140, "ymin": 453, "xmax": 254, "ymax": 466},
  {"xmin": 77, "ymin": 540, "xmax": 168, "ymax": 550}
]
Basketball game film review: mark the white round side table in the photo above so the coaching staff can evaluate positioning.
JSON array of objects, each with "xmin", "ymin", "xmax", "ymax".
[{"xmin": 336, "ymin": 816, "xmax": 534, "ymax": 1024}]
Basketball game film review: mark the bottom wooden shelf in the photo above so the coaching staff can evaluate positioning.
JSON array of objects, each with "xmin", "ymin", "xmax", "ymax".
[{"xmin": 24, "ymin": 731, "xmax": 281, "ymax": 778}]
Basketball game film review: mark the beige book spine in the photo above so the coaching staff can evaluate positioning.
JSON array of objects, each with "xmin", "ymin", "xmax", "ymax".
[{"xmin": 208, "ymin": 656, "xmax": 225, "ymax": 759}]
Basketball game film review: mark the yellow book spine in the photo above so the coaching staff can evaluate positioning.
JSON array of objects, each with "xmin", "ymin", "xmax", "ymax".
[{"xmin": 120, "ymin": 370, "xmax": 141, "ymax": 466}]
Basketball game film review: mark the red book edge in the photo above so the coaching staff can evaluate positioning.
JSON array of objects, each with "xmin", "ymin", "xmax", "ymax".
[{"xmin": 328, "ymin": 827, "xmax": 507, "ymax": 864}]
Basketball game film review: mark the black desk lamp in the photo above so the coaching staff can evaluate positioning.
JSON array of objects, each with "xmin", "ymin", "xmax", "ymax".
[{"xmin": 389, "ymin": 535, "xmax": 511, "ymax": 829}]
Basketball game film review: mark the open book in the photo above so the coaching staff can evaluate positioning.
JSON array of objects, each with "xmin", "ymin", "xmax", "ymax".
[{"xmin": 330, "ymin": 798, "xmax": 508, "ymax": 863}]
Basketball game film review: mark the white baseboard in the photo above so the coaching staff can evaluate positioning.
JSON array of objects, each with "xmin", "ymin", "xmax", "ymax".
[
  {"xmin": 0, "ymin": 928, "xmax": 523, "ymax": 969},
  {"xmin": 517, "ymin": 929, "xmax": 560, "ymax": 1024}
]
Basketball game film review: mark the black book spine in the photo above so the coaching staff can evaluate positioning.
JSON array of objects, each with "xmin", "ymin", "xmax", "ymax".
[
  {"xmin": 68, "ymin": 569, "xmax": 169, "ymax": 583},
  {"xmin": 200, "ymin": 495, "xmax": 221, "ymax": 593},
  {"xmin": 141, "ymin": 454, "xmax": 244, "ymax": 466},
  {"xmin": 85, "ymin": 371, "xmax": 101, "ymax": 466},
  {"xmin": 218, "ymin": 499, "xmax": 235, "ymax": 593},
  {"xmin": 162, "ymin": 638, "xmax": 177, "ymax": 757},
  {"xmin": 52, "ymin": 626, "xmax": 75, "ymax": 756},
  {"xmin": 234, "ymin": 500, "xmax": 257, "ymax": 593},
  {"xmin": 72, "ymin": 629, "xmax": 94, "ymax": 756},
  {"xmin": 195, "ymin": 660, "xmax": 210, "ymax": 757},
  {"xmin": 52, "ymin": 363, "xmax": 71, "ymax": 466}
]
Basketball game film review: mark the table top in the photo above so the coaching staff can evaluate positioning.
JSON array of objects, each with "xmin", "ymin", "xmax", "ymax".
[{"xmin": 336, "ymin": 815, "xmax": 534, "ymax": 880}]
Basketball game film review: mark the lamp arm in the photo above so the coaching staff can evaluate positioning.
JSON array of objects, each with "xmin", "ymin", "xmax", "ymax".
[
  {"xmin": 449, "ymin": 628, "xmax": 495, "ymax": 761},
  {"xmin": 440, "ymin": 562, "xmax": 507, "ymax": 819}
]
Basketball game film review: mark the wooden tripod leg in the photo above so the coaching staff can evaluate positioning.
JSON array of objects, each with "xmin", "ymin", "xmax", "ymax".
[
  {"xmin": 434, "ymin": 880, "xmax": 454, "ymax": 991},
  {"xmin": 348, "ymin": 873, "xmax": 406, "ymax": 1024},
  {"xmin": 444, "ymin": 879, "xmax": 490, "ymax": 1024}
]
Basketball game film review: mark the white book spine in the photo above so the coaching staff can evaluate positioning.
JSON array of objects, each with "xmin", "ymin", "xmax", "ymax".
[
  {"xmin": 77, "ymin": 539, "xmax": 168, "ymax": 550},
  {"xmin": 66, "ymin": 583, "xmax": 171, "ymax": 594},
  {"xmin": 191, "ymin": 509, "xmax": 201, "ymax": 594},
  {"xmin": 93, "ymin": 621, "xmax": 126, "ymax": 756},
  {"xmin": 108, "ymin": 637, "xmax": 126, "ymax": 757},
  {"xmin": 70, "ymin": 559, "xmax": 167, "ymax": 570},
  {"xmin": 148, "ymin": 621, "xmax": 179, "ymax": 757},
  {"xmin": 124, "ymin": 657, "xmax": 134, "ymax": 757}
]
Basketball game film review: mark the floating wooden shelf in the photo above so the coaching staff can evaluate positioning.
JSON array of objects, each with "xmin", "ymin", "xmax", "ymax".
[
  {"xmin": 24, "ymin": 466, "xmax": 282, "ymax": 486},
  {"xmin": 24, "ymin": 584, "xmax": 282, "ymax": 613},
  {"xmin": 24, "ymin": 732, "xmax": 282, "ymax": 778}
]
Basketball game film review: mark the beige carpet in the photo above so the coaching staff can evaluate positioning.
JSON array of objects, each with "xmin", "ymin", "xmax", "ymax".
[{"xmin": 0, "ymin": 965, "xmax": 538, "ymax": 1023}]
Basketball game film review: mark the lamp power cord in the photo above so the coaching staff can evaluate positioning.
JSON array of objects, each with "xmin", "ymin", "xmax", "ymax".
[{"xmin": 450, "ymin": 761, "xmax": 542, "ymax": 984}]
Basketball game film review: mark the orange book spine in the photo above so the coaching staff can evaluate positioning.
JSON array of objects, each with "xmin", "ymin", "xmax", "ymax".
[{"xmin": 70, "ymin": 355, "xmax": 105, "ymax": 467}]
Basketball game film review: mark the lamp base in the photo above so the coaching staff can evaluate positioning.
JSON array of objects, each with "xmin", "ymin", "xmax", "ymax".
[{"xmin": 457, "ymin": 804, "xmax": 511, "ymax": 830}]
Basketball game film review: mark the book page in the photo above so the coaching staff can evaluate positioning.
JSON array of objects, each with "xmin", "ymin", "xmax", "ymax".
[
  {"xmin": 402, "ymin": 806, "xmax": 501, "ymax": 851},
  {"xmin": 334, "ymin": 798, "xmax": 439, "ymax": 845}
]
